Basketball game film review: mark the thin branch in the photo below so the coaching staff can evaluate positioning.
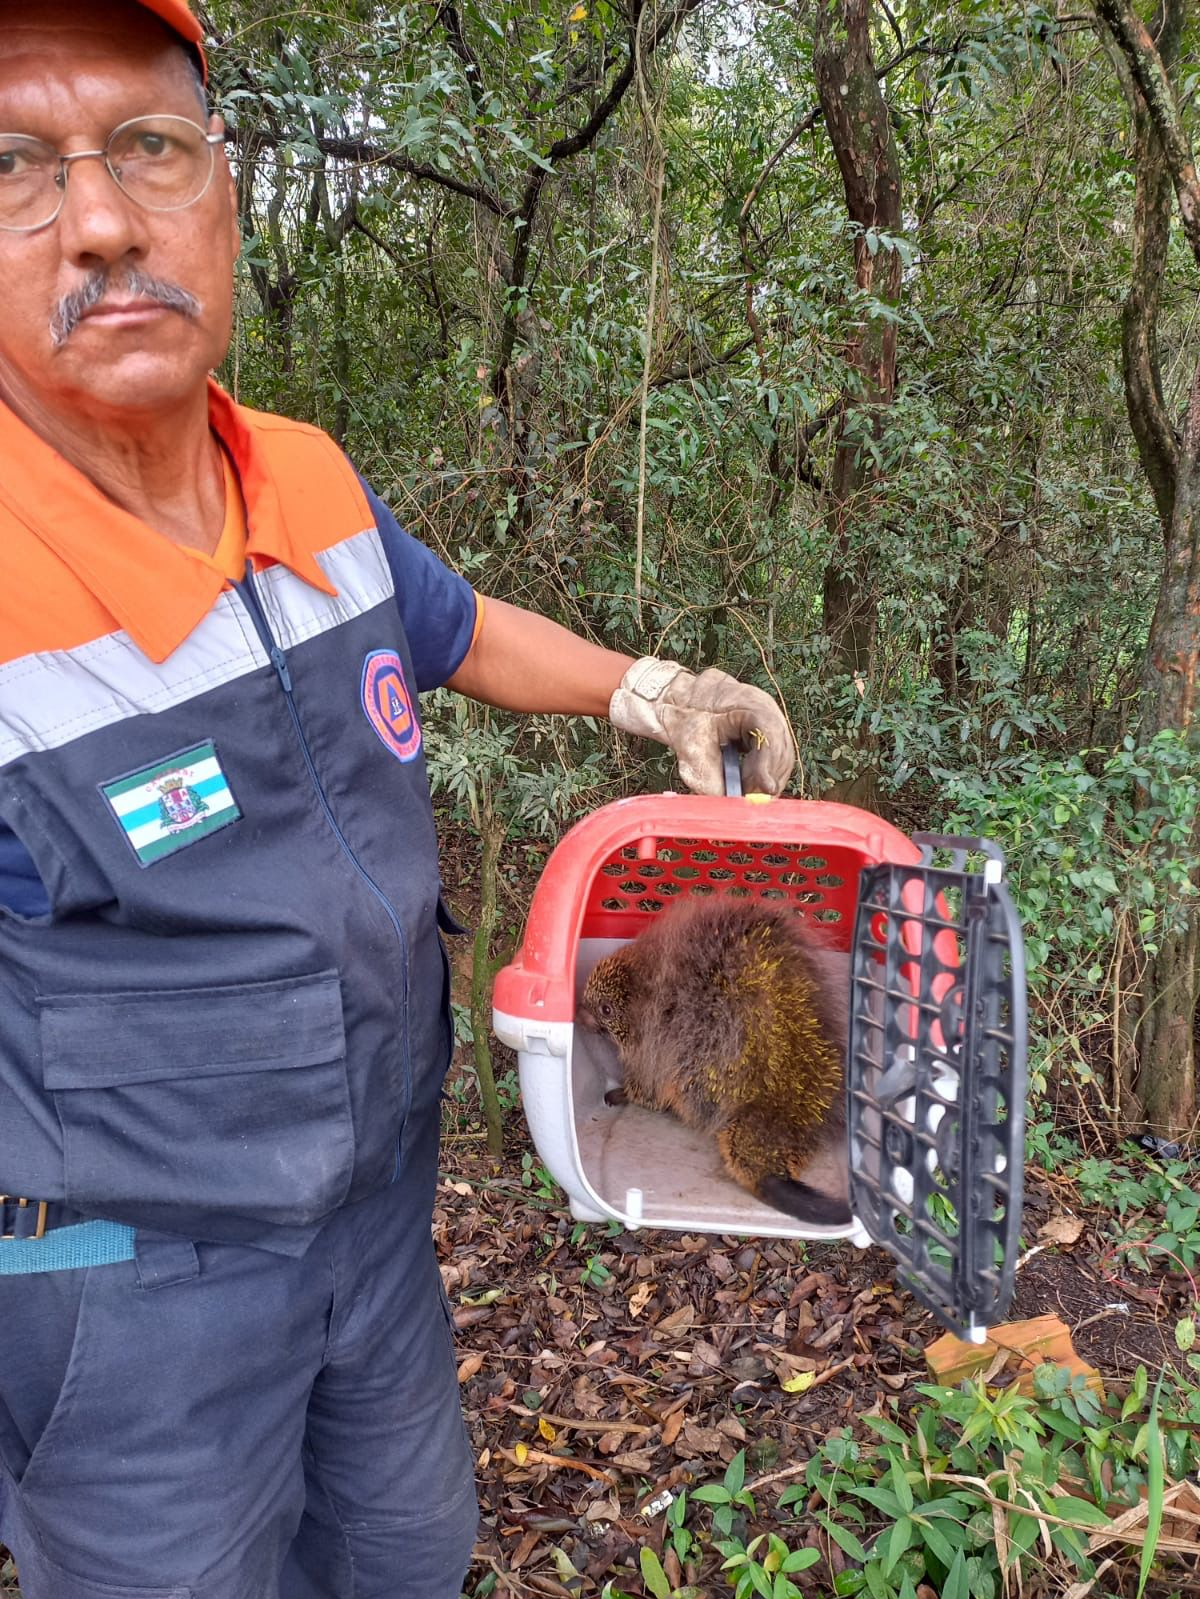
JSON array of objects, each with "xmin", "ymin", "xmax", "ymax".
[
  {"xmin": 436, "ymin": 3, "xmax": 486, "ymax": 99},
  {"xmin": 226, "ymin": 126, "xmax": 515, "ymax": 219}
]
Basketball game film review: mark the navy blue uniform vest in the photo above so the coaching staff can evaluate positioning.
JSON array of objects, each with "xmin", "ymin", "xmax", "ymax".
[{"xmin": 0, "ymin": 409, "xmax": 472, "ymax": 1254}]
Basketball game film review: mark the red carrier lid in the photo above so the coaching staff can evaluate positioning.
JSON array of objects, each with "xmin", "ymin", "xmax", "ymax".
[{"xmin": 493, "ymin": 794, "xmax": 923, "ymax": 1024}]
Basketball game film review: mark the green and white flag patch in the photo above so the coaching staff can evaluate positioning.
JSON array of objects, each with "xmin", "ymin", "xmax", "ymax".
[{"xmin": 100, "ymin": 741, "xmax": 241, "ymax": 867}]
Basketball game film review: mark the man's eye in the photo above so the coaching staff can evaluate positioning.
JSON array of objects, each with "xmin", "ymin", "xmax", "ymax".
[
  {"xmin": 135, "ymin": 133, "xmax": 170, "ymax": 158},
  {"xmin": 0, "ymin": 149, "xmax": 32, "ymax": 178}
]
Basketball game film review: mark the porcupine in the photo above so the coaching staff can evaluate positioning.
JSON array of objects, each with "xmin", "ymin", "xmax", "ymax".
[{"xmin": 576, "ymin": 895, "xmax": 851, "ymax": 1226}]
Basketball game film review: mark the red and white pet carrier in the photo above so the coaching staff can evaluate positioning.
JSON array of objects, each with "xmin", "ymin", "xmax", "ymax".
[{"xmin": 494, "ymin": 788, "xmax": 1026, "ymax": 1340}]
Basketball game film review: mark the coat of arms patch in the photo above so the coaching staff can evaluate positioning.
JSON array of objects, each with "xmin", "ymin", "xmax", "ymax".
[{"xmin": 100, "ymin": 740, "xmax": 241, "ymax": 867}]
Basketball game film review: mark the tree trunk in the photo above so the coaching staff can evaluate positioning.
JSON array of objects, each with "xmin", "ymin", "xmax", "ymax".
[
  {"xmin": 813, "ymin": 0, "xmax": 903, "ymax": 683},
  {"xmin": 471, "ymin": 811, "xmax": 506, "ymax": 1157},
  {"xmin": 1096, "ymin": 0, "xmax": 1198, "ymax": 1134}
]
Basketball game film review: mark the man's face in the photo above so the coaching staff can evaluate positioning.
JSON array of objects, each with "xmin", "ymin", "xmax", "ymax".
[{"xmin": 0, "ymin": 1, "xmax": 239, "ymax": 426}]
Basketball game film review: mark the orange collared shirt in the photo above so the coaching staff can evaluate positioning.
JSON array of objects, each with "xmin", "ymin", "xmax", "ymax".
[
  {"xmin": 0, "ymin": 381, "xmax": 362, "ymax": 665},
  {"xmin": 182, "ymin": 443, "xmax": 250, "ymax": 584}
]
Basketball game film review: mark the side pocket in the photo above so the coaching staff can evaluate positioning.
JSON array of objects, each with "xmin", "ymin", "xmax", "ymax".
[{"xmin": 39, "ymin": 971, "xmax": 353, "ymax": 1241}]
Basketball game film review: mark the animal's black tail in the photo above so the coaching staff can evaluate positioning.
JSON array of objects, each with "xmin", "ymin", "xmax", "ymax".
[{"xmin": 758, "ymin": 1174, "xmax": 852, "ymax": 1227}]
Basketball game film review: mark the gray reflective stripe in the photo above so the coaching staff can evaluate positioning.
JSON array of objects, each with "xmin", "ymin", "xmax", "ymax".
[
  {"xmin": 0, "ymin": 593, "xmax": 269, "ymax": 769},
  {"xmin": 0, "ymin": 526, "xmax": 394, "ymax": 770},
  {"xmin": 255, "ymin": 526, "xmax": 393, "ymax": 650}
]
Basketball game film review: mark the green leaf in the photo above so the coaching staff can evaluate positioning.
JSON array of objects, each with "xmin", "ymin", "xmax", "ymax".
[
  {"xmin": 818, "ymin": 1513, "xmax": 869, "ymax": 1563},
  {"xmin": 914, "ymin": 1513, "xmax": 957, "ymax": 1567},
  {"xmin": 692, "ymin": 1485, "xmax": 731, "ymax": 1504},
  {"xmin": 638, "ymin": 1547, "xmax": 671, "ymax": 1599},
  {"xmin": 1137, "ymin": 1374, "xmax": 1165, "ymax": 1598},
  {"xmin": 1007, "ymin": 1510, "xmax": 1040, "ymax": 1561},
  {"xmin": 943, "ymin": 1549, "xmax": 969, "ymax": 1599},
  {"xmin": 890, "ymin": 1457, "xmax": 915, "ymax": 1514},
  {"xmin": 1051, "ymin": 1494, "xmax": 1111, "ymax": 1528},
  {"xmin": 847, "ymin": 1485, "xmax": 904, "ymax": 1517},
  {"xmin": 883, "ymin": 1516, "xmax": 914, "ymax": 1574},
  {"xmin": 780, "ymin": 1547, "xmax": 821, "ymax": 1572}
]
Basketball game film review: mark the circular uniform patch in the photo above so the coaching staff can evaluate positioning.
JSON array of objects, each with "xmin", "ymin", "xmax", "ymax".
[{"xmin": 361, "ymin": 650, "xmax": 422, "ymax": 763}]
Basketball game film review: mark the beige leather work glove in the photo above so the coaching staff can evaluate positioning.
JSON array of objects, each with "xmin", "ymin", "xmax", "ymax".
[{"xmin": 609, "ymin": 657, "xmax": 796, "ymax": 796}]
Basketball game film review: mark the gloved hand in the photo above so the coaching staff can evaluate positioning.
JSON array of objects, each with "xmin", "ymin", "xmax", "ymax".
[{"xmin": 609, "ymin": 656, "xmax": 796, "ymax": 796}]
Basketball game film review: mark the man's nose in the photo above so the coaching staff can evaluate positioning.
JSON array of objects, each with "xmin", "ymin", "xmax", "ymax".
[{"xmin": 54, "ymin": 154, "xmax": 151, "ymax": 268}]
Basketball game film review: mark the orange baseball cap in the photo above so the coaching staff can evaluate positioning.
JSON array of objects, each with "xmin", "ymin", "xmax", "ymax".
[{"xmin": 133, "ymin": 0, "xmax": 208, "ymax": 84}]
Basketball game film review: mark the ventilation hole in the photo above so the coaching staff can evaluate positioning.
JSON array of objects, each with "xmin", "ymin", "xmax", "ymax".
[
  {"xmin": 691, "ymin": 849, "xmax": 718, "ymax": 863},
  {"xmin": 795, "ymin": 891, "xmax": 823, "ymax": 904},
  {"xmin": 729, "ymin": 887, "xmax": 751, "ymax": 898},
  {"xmin": 690, "ymin": 884, "xmax": 715, "ymax": 896},
  {"xmin": 638, "ymin": 898, "xmax": 665, "ymax": 912},
  {"xmin": 675, "ymin": 865, "xmax": 700, "ymax": 880},
  {"xmin": 727, "ymin": 851, "xmax": 754, "ymax": 865},
  {"xmin": 779, "ymin": 871, "xmax": 808, "ymax": 886},
  {"xmin": 674, "ymin": 837, "xmax": 698, "ymax": 847},
  {"xmin": 602, "ymin": 864, "xmax": 624, "ymax": 877},
  {"xmin": 601, "ymin": 898, "xmax": 623, "ymax": 911},
  {"xmin": 798, "ymin": 855, "xmax": 827, "ymax": 869},
  {"xmin": 762, "ymin": 852, "xmax": 790, "ymax": 866},
  {"xmin": 814, "ymin": 907, "xmax": 842, "ymax": 922},
  {"xmin": 619, "ymin": 880, "xmax": 647, "ymax": 895},
  {"xmin": 620, "ymin": 845, "xmax": 639, "ymax": 859},
  {"xmin": 708, "ymin": 868, "xmax": 734, "ymax": 882},
  {"xmin": 658, "ymin": 846, "xmax": 682, "ymax": 861},
  {"xmin": 742, "ymin": 870, "xmax": 771, "ymax": 884},
  {"xmin": 762, "ymin": 888, "xmax": 786, "ymax": 900},
  {"xmin": 639, "ymin": 864, "xmax": 664, "ymax": 878},
  {"xmin": 659, "ymin": 881, "xmax": 682, "ymax": 896},
  {"xmin": 815, "ymin": 873, "xmax": 844, "ymax": 889}
]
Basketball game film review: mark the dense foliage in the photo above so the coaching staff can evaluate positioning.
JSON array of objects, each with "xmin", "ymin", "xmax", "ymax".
[{"xmin": 204, "ymin": 0, "xmax": 1200, "ymax": 1131}]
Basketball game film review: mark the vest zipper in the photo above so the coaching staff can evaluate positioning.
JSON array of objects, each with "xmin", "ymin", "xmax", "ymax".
[{"xmin": 234, "ymin": 571, "xmax": 413, "ymax": 1138}]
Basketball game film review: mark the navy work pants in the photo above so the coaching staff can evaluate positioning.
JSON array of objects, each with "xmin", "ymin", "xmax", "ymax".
[{"xmin": 0, "ymin": 1105, "xmax": 478, "ymax": 1598}]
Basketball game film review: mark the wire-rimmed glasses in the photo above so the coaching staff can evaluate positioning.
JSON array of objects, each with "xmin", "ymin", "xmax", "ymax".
[{"xmin": 0, "ymin": 115, "xmax": 224, "ymax": 234}]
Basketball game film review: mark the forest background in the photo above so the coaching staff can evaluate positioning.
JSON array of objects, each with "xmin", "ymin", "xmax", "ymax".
[{"xmin": 205, "ymin": 0, "xmax": 1200, "ymax": 1143}]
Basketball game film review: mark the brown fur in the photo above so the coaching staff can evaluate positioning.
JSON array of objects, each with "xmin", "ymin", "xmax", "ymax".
[{"xmin": 577, "ymin": 897, "xmax": 850, "ymax": 1226}]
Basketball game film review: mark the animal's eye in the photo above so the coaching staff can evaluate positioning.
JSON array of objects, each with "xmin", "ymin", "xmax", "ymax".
[{"xmin": 598, "ymin": 999, "xmax": 615, "ymax": 1019}]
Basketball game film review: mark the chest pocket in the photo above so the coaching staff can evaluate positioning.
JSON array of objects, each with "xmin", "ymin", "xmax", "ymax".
[{"xmin": 39, "ymin": 971, "xmax": 352, "ymax": 1240}]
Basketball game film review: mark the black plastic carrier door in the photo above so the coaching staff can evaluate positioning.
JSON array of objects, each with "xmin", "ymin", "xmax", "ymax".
[{"xmin": 846, "ymin": 835, "xmax": 1027, "ymax": 1340}]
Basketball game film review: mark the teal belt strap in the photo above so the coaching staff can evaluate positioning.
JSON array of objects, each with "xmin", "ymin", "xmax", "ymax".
[{"xmin": 0, "ymin": 1220, "xmax": 136, "ymax": 1275}]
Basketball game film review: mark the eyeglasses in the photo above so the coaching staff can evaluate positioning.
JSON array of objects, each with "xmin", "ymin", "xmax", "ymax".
[{"xmin": 0, "ymin": 115, "xmax": 224, "ymax": 234}]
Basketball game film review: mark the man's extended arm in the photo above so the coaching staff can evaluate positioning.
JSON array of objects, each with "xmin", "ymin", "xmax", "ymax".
[
  {"xmin": 446, "ymin": 595, "xmax": 797, "ymax": 796},
  {"xmin": 445, "ymin": 596, "xmax": 631, "ymax": 716}
]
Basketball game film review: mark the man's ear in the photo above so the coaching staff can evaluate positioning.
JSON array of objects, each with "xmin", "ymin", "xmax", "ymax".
[{"xmin": 210, "ymin": 116, "xmax": 241, "ymax": 262}]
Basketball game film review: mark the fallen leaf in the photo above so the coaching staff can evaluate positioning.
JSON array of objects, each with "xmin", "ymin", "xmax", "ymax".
[
  {"xmin": 628, "ymin": 1281, "xmax": 654, "ymax": 1318},
  {"xmin": 1038, "ymin": 1215, "xmax": 1085, "ymax": 1248},
  {"xmin": 461, "ymin": 1287, "xmax": 504, "ymax": 1306},
  {"xmin": 456, "ymin": 1352, "xmax": 484, "ymax": 1384},
  {"xmin": 514, "ymin": 1442, "xmax": 529, "ymax": 1465},
  {"xmin": 782, "ymin": 1371, "xmax": 816, "ymax": 1394},
  {"xmin": 538, "ymin": 1416, "xmax": 558, "ymax": 1443},
  {"xmin": 656, "ymin": 1304, "xmax": 696, "ymax": 1336}
]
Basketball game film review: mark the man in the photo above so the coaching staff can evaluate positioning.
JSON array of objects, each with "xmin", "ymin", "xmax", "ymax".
[{"xmin": 0, "ymin": 4, "xmax": 795, "ymax": 1595}]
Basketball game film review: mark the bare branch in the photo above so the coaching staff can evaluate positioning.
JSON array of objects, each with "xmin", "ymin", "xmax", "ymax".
[{"xmin": 225, "ymin": 127, "xmax": 516, "ymax": 219}]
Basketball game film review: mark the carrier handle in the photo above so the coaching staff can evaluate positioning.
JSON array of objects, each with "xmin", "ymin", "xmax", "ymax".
[{"xmin": 721, "ymin": 744, "xmax": 743, "ymax": 798}]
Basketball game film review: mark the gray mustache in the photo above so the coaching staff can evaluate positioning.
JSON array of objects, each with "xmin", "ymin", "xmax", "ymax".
[{"xmin": 51, "ymin": 270, "xmax": 200, "ymax": 347}]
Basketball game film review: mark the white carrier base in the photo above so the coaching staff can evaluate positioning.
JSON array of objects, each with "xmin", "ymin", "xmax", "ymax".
[{"xmin": 495, "ymin": 938, "xmax": 871, "ymax": 1249}]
